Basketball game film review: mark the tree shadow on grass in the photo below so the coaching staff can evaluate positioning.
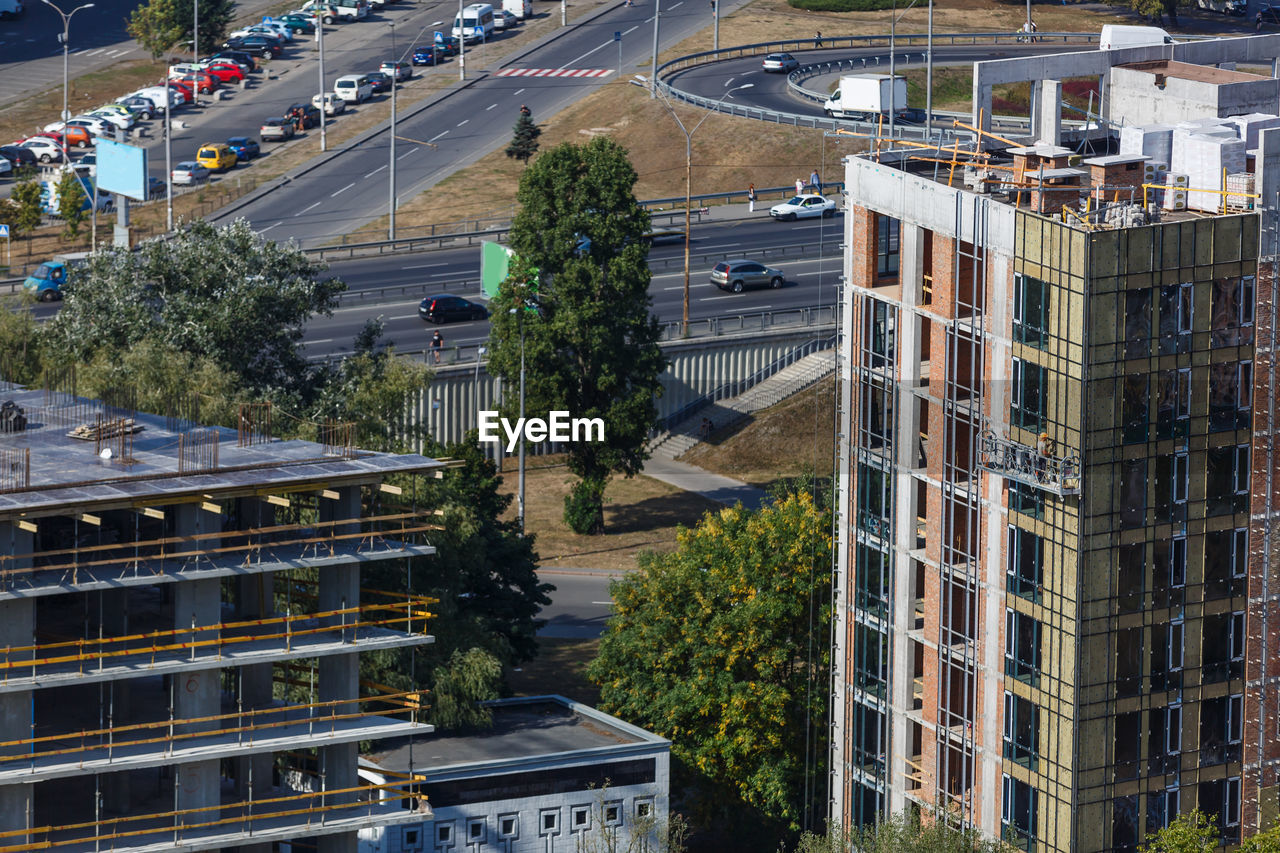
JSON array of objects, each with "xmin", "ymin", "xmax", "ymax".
[{"xmin": 604, "ymin": 490, "xmax": 719, "ymax": 535}]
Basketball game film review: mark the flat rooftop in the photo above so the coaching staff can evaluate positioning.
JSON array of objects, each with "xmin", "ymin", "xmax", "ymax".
[
  {"xmin": 0, "ymin": 386, "xmax": 443, "ymax": 515},
  {"xmin": 370, "ymin": 697, "xmax": 667, "ymax": 774}
]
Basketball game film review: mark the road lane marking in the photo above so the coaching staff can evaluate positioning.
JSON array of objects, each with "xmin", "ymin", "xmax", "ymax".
[
  {"xmin": 364, "ymin": 164, "xmax": 387, "ymax": 177},
  {"xmin": 513, "ymin": 87, "xmax": 525, "ymax": 96},
  {"xmin": 404, "ymin": 262, "xmax": 450, "ymax": 269},
  {"xmin": 486, "ymin": 102, "xmax": 497, "ymax": 110},
  {"xmin": 622, "ymin": 24, "xmax": 639, "ymax": 35},
  {"xmin": 456, "ymin": 119, "xmax": 468, "ymax": 126},
  {"xmin": 260, "ymin": 222, "xmax": 281, "ymax": 234},
  {"xmin": 428, "ymin": 131, "xmax": 448, "ymax": 141},
  {"xmin": 397, "ymin": 147, "xmax": 416, "ymax": 160},
  {"xmin": 591, "ymin": 601, "xmax": 613, "ymax": 605},
  {"xmin": 330, "ymin": 182, "xmax": 355, "ymax": 197},
  {"xmin": 296, "ymin": 200, "xmax": 322, "ymax": 216}
]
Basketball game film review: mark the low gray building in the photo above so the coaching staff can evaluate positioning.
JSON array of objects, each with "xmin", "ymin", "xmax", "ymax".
[{"xmin": 357, "ymin": 696, "xmax": 671, "ymax": 853}]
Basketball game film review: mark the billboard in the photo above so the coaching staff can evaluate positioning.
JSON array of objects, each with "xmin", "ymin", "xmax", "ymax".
[
  {"xmin": 96, "ymin": 138, "xmax": 148, "ymax": 201},
  {"xmin": 481, "ymin": 240, "xmax": 514, "ymax": 298}
]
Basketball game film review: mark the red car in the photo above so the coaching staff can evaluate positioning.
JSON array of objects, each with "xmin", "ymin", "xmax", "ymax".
[
  {"xmin": 204, "ymin": 62, "xmax": 245, "ymax": 83},
  {"xmin": 167, "ymin": 81, "xmax": 195, "ymax": 104},
  {"xmin": 170, "ymin": 72, "xmax": 219, "ymax": 94}
]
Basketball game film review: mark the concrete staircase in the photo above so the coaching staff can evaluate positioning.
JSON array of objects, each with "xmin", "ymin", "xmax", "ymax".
[{"xmin": 649, "ymin": 348, "xmax": 836, "ymax": 460}]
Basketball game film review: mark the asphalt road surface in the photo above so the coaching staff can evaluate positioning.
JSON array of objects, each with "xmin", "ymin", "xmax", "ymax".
[{"xmin": 536, "ymin": 569, "xmax": 619, "ymax": 638}]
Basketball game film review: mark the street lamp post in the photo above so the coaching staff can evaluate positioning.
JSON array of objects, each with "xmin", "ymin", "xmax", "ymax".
[
  {"xmin": 647, "ymin": 81, "xmax": 753, "ymax": 334},
  {"xmin": 389, "ymin": 22, "xmax": 397, "ymax": 240},
  {"xmin": 40, "ymin": 0, "xmax": 95, "ymax": 122},
  {"xmin": 508, "ymin": 305, "xmax": 528, "ymax": 536},
  {"xmin": 317, "ymin": 11, "xmax": 326, "ymax": 151}
]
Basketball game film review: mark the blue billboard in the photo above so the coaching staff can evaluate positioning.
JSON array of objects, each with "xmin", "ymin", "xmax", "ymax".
[{"xmin": 96, "ymin": 138, "xmax": 148, "ymax": 201}]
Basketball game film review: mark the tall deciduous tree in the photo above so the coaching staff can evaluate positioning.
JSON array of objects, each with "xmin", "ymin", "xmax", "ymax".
[
  {"xmin": 488, "ymin": 136, "xmax": 666, "ymax": 534},
  {"xmin": 11, "ymin": 176, "xmax": 43, "ymax": 248},
  {"xmin": 128, "ymin": 0, "xmax": 234, "ymax": 58},
  {"xmin": 43, "ymin": 217, "xmax": 343, "ymax": 400},
  {"xmin": 589, "ymin": 488, "xmax": 831, "ymax": 831},
  {"xmin": 55, "ymin": 170, "xmax": 86, "ymax": 240},
  {"xmin": 1142, "ymin": 809, "xmax": 1219, "ymax": 853},
  {"xmin": 504, "ymin": 114, "xmax": 541, "ymax": 164}
]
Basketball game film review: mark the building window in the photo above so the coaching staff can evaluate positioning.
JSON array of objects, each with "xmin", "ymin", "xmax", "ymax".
[
  {"xmin": 1158, "ymin": 282, "xmax": 1193, "ymax": 355},
  {"xmin": 857, "ymin": 463, "xmax": 892, "ymax": 538},
  {"xmin": 1199, "ymin": 778, "xmax": 1242, "ymax": 843},
  {"xmin": 1203, "ymin": 611, "xmax": 1245, "ymax": 683},
  {"xmin": 498, "ymin": 814, "xmax": 518, "ymax": 839},
  {"xmin": 1153, "ymin": 536, "xmax": 1187, "ymax": 609},
  {"xmin": 1003, "ymin": 692, "xmax": 1040, "ymax": 769},
  {"xmin": 1154, "ymin": 451, "xmax": 1189, "ymax": 524},
  {"xmin": 859, "ymin": 380, "xmax": 893, "ymax": 450},
  {"xmin": 539, "ymin": 809, "xmax": 561, "ymax": 836},
  {"xmin": 1147, "ymin": 788, "xmax": 1180, "ymax": 834},
  {"xmin": 635, "ymin": 799, "xmax": 654, "ymax": 820},
  {"xmin": 1148, "ymin": 704, "xmax": 1182, "ymax": 775},
  {"xmin": 876, "ymin": 215, "xmax": 900, "ymax": 278},
  {"xmin": 854, "ymin": 623, "xmax": 888, "ymax": 699},
  {"xmin": 603, "ymin": 802, "xmax": 623, "ymax": 827},
  {"xmin": 1206, "ymin": 445, "xmax": 1249, "ymax": 517},
  {"xmin": 852, "ymin": 701, "xmax": 887, "ymax": 774},
  {"xmin": 435, "ymin": 822, "xmax": 454, "ymax": 849},
  {"xmin": 1011, "ymin": 357, "xmax": 1046, "ymax": 431},
  {"xmin": 1001, "ymin": 775, "xmax": 1038, "ymax": 849},
  {"xmin": 1211, "ymin": 276, "xmax": 1254, "ymax": 347},
  {"xmin": 1209, "ymin": 361, "xmax": 1252, "ymax": 431},
  {"xmin": 1205, "ymin": 528, "xmax": 1247, "ymax": 599},
  {"xmin": 855, "ymin": 543, "xmax": 890, "ymax": 619},
  {"xmin": 1113, "ymin": 794, "xmax": 1140, "ymax": 852},
  {"xmin": 1156, "ymin": 368, "xmax": 1191, "ymax": 439},
  {"xmin": 1008, "ymin": 480, "xmax": 1043, "ymax": 520},
  {"xmin": 1200, "ymin": 694, "xmax": 1243, "ymax": 766},
  {"xmin": 1014, "ymin": 273, "xmax": 1048, "ymax": 347},
  {"xmin": 466, "ymin": 819, "xmax": 486, "ymax": 844},
  {"xmin": 863, "ymin": 298, "xmax": 896, "ymax": 368},
  {"xmin": 1124, "ymin": 289, "xmax": 1152, "ymax": 360},
  {"xmin": 1115, "ymin": 712, "xmax": 1141, "ymax": 781},
  {"xmin": 1007, "ymin": 526, "xmax": 1043, "ymax": 603},
  {"xmin": 1005, "ymin": 609, "xmax": 1041, "ymax": 687},
  {"xmin": 571, "ymin": 806, "xmax": 592, "ymax": 831},
  {"xmin": 1122, "ymin": 374, "xmax": 1149, "ymax": 443},
  {"xmin": 402, "ymin": 825, "xmax": 424, "ymax": 853},
  {"xmin": 1120, "ymin": 458, "xmax": 1146, "ymax": 529},
  {"xmin": 1118, "ymin": 543, "xmax": 1144, "ymax": 613},
  {"xmin": 1150, "ymin": 619, "xmax": 1184, "ymax": 691}
]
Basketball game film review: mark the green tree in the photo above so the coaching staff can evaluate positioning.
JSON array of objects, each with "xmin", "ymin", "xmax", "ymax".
[
  {"xmin": 55, "ymin": 170, "xmax": 86, "ymax": 241},
  {"xmin": 128, "ymin": 0, "xmax": 233, "ymax": 57},
  {"xmin": 504, "ymin": 114, "xmax": 541, "ymax": 164},
  {"xmin": 428, "ymin": 647, "xmax": 503, "ymax": 729},
  {"xmin": 1142, "ymin": 809, "xmax": 1219, "ymax": 853},
  {"xmin": 488, "ymin": 136, "xmax": 666, "ymax": 534},
  {"xmin": 0, "ymin": 299, "xmax": 45, "ymax": 382},
  {"xmin": 843, "ymin": 811, "xmax": 1012, "ymax": 853},
  {"xmin": 588, "ymin": 489, "xmax": 831, "ymax": 830},
  {"xmin": 1129, "ymin": 0, "xmax": 1181, "ymax": 25},
  {"xmin": 43, "ymin": 218, "xmax": 343, "ymax": 400},
  {"xmin": 11, "ymin": 176, "xmax": 43, "ymax": 246},
  {"xmin": 1242, "ymin": 820, "xmax": 1280, "ymax": 853}
]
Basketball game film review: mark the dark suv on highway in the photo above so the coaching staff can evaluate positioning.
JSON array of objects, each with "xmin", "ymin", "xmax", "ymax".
[{"xmin": 418, "ymin": 294, "xmax": 489, "ymax": 323}]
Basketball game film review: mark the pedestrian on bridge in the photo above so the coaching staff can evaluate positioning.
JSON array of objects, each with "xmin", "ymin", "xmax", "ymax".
[
  {"xmin": 795, "ymin": 177, "xmax": 805, "ymax": 195},
  {"xmin": 431, "ymin": 330, "xmax": 444, "ymax": 364},
  {"xmin": 810, "ymin": 168, "xmax": 822, "ymax": 194},
  {"xmin": 748, "ymin": 183, "xmax": 757, "ymax": 212},
  {"xmin": 814, "ymin": 30, "xmax": 823, "ymax": 46}
]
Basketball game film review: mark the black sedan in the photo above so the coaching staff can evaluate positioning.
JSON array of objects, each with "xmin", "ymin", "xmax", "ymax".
[
  {"xmin": 0, "ymin": 145, "xmax": 38, "ymax": 169},
  {"xmin": 222, "ymin": 35, "xmax": 283, "ymax": 58},
  {"xmin": 365, "ymin": 72, "xmax": 392, "ymax": 94},
  {"xmin": 419, "ymin": 294, "xmax": 489, "ymax": 323}
]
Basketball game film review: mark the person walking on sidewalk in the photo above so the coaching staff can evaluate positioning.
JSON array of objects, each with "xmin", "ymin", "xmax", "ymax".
[
  {"xmin": 431, "ymin": 330, "xmax": 444, "ymax": 364},
  {"xmin": 795, "ymin": 177, "xmax": 804, "ymax": 196},
  {"xmin": 747, "ymin": 183, "xmax": 757, "ymax": 212},
  {"xmin": 814, "ymin": 30, "xmax": 823, "ymax": 46},
  {"xmin": 810, "ymin": 168, "xmax": 822, "ymax": 195}
]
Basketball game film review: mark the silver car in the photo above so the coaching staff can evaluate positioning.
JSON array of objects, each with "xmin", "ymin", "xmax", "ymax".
[
  {"xmin": 171, "ymin": 160, "xmax": 210, "ymax": 185},
  {"xmin": 710, "ymin": 259, "xmax": 785, "ymax": 293}
]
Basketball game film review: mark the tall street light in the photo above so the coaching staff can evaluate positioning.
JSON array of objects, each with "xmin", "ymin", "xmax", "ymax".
[
  {"xmin": 645, "ymin": 79, "xmax": 753, "ymax": 334},
  {"xmin": 388, "ymin": 21, "xmax": 397, "ymax": 240},
  {"xmin": 41, "ymin": 0, "xmax": 95, "ymax": 121}
]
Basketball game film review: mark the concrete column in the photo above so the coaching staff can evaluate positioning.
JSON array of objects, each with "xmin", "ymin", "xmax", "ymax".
[
  {"xmin": 100, "ymin": 589, "xmax": 132, "ymax": 815},
  {"xmin": 0, "ymin": 569, "xmax": 33, "ymax": 840},
  {"xmin": 1037, "ymin": 80, "xmax": 1062, "ymax": 147},
  {"xmin": 235, "ymin": 575, "xmax": 274, "ymax": 801},
  {"xmin": 172, "ymin": 505, "xmax": 223, "ymax": 823},
  {"xmin": 971, "ymin": 81, "xmax": 993, "ymax": 147},
  {"xmin": 317, "ymin": 487, "xmax": 361, "ymax": 853}
]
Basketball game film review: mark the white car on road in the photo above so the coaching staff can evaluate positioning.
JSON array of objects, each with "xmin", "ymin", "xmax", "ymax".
[
  {"xmin": 769, "ymin": 193, "xmax": 837, "ymax": 220},
  {"xmin": 19, "ymin": 137, "xmax": 64, "ymax": 163},
  {"xmin": 171, "ymin": 160, "xmax": 210, "ymax": 185},
  {"xmin": 312, "ymin": 92, "xmax": 347, "ymax": 115}
]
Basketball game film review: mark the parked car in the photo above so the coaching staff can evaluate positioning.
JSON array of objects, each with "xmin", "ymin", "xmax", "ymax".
[
  {"xmin": 208, "ymin": 50, "xmax": 258, "ymax": 72},
  {"xmin": 226, "ymin": 136, "xmax": 261, "ymax": 160},
  {"xmin": 196, "ymin": 142, "xmax": 237, "ymax": 172},
  {"xmin": 710, "ymin": 259, "xmax": 785, "ymax": 293},
  {"xmin": 297, "ymin": 0, "xmax": 339, "ymax": 23},
  {"xmin": 412, "ymin": 44, "xmax": 442, "ymax": 65},
  {"xmin": 228, "ymin": 25, "xmax": 287, "ymax": 43},
  {"xmin": 0, "ymin": 155, "xmax": 10, "ymax": 178},
  {"xmin": 122, "ymin": 86, "xmax": 182, "ymax": 109},
  {"xmin": 171, "ymin": 160, "xmax": 210, "ymax": 185},
  {"xmin": 279, "ymin": 13, "xmax": 316, "ymax": 32},
  {"xmin": 334, "ymin": 74, "xmax": 373, "ymax": 103},
  {"xmin": 20, "ymin": 137, "xmax": 65, "ymax": 163},
  {"xmin": 115, "ymin": 95, "xmax": 158, "ymax": 118},
  {"xmin": 260, "ymin": 117, "xmax": 297, "ymax": 141},
  {"xmin": 87, "ymin": 108, "xmax": 135, "ymax": 131},
  {"xmin": 52, "ymin": 126, "xmax": 94, "ymax": 149},
  {"xmin": 0, "ymin": 144, "xmax": 37, "ymax": 169},
  {"xmin": 147, "ymin": 176, "xmax": 167, "ymax": 199},
  {"xmin": 170, "ymin": 72, "xmax": 220, "ymax": 94},
  {"xmin": 761, "ymin": 52, "xmax": 798, "ymax": 72},
  {"xmin": 493, "ymin": 8, "xmax": 518, "ymax": 28},
  {"xmin": 23, "ymin": 261, "xmax": 68, "ymax": 302},
  {"xmin": 380, "ymin": 60, "xmax": 412, "ymax": 81},
  {"xmin": 223, "ymin": 35, "xmax": 283, "ymax": 57},
  {"xmin": 435, "ymin": 35, "xmax": 460, "ymax": 56},
  {"xmin": 365, "ymin": 71, "xmax": 392, "ymax": 93},
  {"xmin": 203, "ymin": 62, "xmax": 245, "ymax": 84},
  {"xmin": 45, "ymin": 116, "xmax": 111, "ymax": 137},
  {"xmin": 71, "ymin": 152, "xmax": 96, "ymax": 177},
  {"xmin": 286, "ymin": 102, "xmax": 322, "ymax": 128},
  {"xmin": 418, "ymin": 294, "xmax": 489, "ymax": 323},
  {"xmin": 167, "ymin": 82, "xmax": 195, "ymax": 104},
  {"xmin": 311, "ymin": 92, "xmax": 346, "ymax": 115},
  {"xmin": 769, "ymin": 193, "xmax": 837, "ymax": 220}
]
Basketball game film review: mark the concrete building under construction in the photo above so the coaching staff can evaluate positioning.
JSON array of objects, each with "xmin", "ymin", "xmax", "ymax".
[
  {"xmin": 831, "ymin": 34, "xmax": 1280, "ymax": 851},
  {"xmin": 0, "ymin": 384, "xmax": 441, "ymax": 853}
]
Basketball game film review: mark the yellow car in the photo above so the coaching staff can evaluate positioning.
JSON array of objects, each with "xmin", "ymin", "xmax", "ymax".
[{"xmin": 195, "ymin": 142, "xmax": 237, "ymax": 173}]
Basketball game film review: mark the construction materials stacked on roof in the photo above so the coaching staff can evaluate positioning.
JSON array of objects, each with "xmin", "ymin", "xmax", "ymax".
[
  {"xmin": 1171, "ymin": 122, "xmax": 1247, "ymax": 212},
  {"xmin": 1120, "ymin": 124, "xmax": 1174, "ymax": 168},
  {"xmin": 1230, "ymin": 112, "xmax": 1280, "ymax": 148}
]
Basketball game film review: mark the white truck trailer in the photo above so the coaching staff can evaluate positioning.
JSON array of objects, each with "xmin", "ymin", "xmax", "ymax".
[{"xmin": 822, "ymin": 73, "xmax": 907, "ymax": 120}]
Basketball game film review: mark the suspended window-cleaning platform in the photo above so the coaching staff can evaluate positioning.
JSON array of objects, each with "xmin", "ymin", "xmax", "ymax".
[{"xmin": 978, "ymin": 430, "xmax": 1081, "ymax": 497}]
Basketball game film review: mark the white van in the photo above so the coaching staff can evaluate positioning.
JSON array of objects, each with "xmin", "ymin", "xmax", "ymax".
[
  {"xmin": 334, "ymin": 73, "xmax": 373, "ymax": 103},
  {"xmin": 503, "ymin": 0, "xmax": 531, "ymax": 19},
  {"xmin": 453, "ymin": 3, "xmax": 495, "ymax": 42},
  {"xmin": 1099, "ymin": 24, "xmax": 1174, "ymax": 50}
]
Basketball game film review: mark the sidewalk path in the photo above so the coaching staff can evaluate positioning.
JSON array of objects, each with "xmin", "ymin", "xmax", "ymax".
[{"xmin": 642, "ymin": 456, "xmax": 770, "ymax": 511}]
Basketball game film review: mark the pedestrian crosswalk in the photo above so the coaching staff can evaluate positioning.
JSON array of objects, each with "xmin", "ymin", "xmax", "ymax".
[{"xmin": 496, "ymin": 68, "xmax": 614, "ymax": 78}]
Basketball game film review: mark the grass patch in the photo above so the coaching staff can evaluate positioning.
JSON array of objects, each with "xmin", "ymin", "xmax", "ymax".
[
  {"xmin": 495, "ymin": 454, "xmax": 720, "ymax": 570},
  {"xmin": 0, "ymin": 59, "xmax": 167, "ymax": 146},
  {"xmin": 505, "ymin": 637, "xmax": 601, "ymax": 706},
  {"xmin": 788, "ymin": 0, "xmax": 894, "ymax": 11},
  {"xmin": 902, "ymin": 66, "xmax": 972, "ymax": 111},
  {"xmin": 680, "ymin": 376, "xmax": 834, "ymax": 492}
]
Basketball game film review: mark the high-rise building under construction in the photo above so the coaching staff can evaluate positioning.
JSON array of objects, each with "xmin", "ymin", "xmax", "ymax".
[{"xmin": 831, "ymin": 35, "xmax": 1280, "ymax": 851}]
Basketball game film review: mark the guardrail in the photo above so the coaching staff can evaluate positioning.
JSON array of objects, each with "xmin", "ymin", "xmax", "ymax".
[
  {"xmin": 332, "ymin": 305, "xmax": 839, "ymax": 366},
  {"xmin": 655, "ymin": 32, "xmax": 1104, "ymax": 139}
]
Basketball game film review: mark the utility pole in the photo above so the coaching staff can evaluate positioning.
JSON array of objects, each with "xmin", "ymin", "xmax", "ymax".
[
  {"xmin": 712, "ymin": 0, "xmax": 717, "ymax": 51},
  {"xmin": 925, "ymin": 0, "xmax": 933, "ymax": 137},
  {"xmin": 164, "ymin": 86, "xmax": 174, "ymax": 231},
  {"xmin": 317, "ymin": 14, "xmax": 326, "ymax": 151},
  {"xmin": 193, "ymin": 0, "xmax": 198, "ymax": 65},
  {"xmin": 389, "ymin": 21, "xmax": 397, "ymax": 240},
  {"xmin": 458, "ymin": 0, "xmax": 466, "ymax": 80},
  {"xmin": 40, "ymin": 0, "xmax": 95, "ymax": 121},
  {"xmin": 889, "ymin": 0, "xmax": 896, "ymax": 140},
  {"xmin": 649, "ymin": 0, "xmax": 660, "ymax": 98}
]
